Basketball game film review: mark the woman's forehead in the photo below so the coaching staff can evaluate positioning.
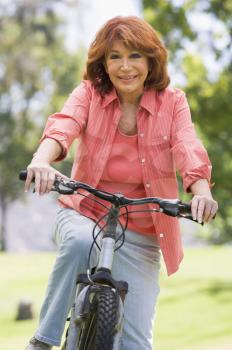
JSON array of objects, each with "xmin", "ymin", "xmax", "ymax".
[{"xmin": 106, "ymin": 40, "xmax": 139, "ymax": 53}]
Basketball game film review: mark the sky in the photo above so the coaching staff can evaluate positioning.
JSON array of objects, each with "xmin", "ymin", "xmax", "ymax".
[{"xmin": 58, "ymin": 0, "xmax": 143, "ymax": 50}]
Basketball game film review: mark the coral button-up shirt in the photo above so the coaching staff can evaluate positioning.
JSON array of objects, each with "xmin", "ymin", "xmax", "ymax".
[
  {"xmin": 41, "ymin": 80, "xmax": 212, "ymax": 275},
  {"xmin": 81, "ymin": 128, "xmax": 155, "ymax": 235}
]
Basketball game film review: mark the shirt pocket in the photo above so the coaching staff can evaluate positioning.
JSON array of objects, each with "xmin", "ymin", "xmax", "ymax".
[
  {"xmin": 149, "ymin": 135, "xmax": 174, "ymax": 176},
  {"xmin": 151, "ymin": 135, "xmax": 171, "ymax": 153},
  {"xmin": 151, "ymin": 135, "xmax": 170, "ymax": 146}
]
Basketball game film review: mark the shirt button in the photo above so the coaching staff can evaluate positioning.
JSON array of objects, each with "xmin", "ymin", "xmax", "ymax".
[
  {"xmin": 163, "ymin": 135, "xmax": 168, "ymax": 140},
  {"xmin": 146, "ymin": 183, "xmax": 151, "ymax": 188},
  {"xmin": 159, "ymin": 233, "xmax": 164, "ymax": 238},
  {"xmin": 140, "ymin": 133, "xmax": 144, "ymax": 137},
  {"xmin": 141, "ymin": 158, "xmax": 145, "ymax": 164}
]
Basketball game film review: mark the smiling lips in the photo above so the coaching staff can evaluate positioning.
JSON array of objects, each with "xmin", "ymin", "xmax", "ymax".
[{"xmin": 119, "ymin": 75, "xmax": 137, "ymax": 81}]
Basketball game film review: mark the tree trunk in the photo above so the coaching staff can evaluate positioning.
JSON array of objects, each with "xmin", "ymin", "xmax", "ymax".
[{"xmin": 0, "ymin": 194, "xmax": 7, "ymax": 251}]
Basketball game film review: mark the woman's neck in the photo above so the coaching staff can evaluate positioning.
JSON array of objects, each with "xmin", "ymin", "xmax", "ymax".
[{"xmin": 117, "ymin": 91, "xmax": 142, "ymax": 107}]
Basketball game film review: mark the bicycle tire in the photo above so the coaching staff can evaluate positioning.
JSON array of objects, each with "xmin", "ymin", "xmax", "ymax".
[{"xmin": 79, "ymin": 287, "xmax": 118, "ymax": 350}]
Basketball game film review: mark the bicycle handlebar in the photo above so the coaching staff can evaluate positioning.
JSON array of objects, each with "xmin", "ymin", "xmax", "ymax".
[{"xmin": 19, "ymin": 170, "xmax": 196, "ymax": 222}]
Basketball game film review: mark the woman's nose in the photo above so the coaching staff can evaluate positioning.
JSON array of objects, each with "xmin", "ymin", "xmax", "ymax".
[{"xmin": 121, "ymin": 58, "xmax": 131, "ymax": 70}]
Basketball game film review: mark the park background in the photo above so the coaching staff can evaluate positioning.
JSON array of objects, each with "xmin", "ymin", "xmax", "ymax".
[{"xmin": 0, "ymin": 0, "xmax": 231, "ymax": 349}]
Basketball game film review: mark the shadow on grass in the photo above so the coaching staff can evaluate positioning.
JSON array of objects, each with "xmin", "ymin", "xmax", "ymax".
[
  {"xmin": 206, "ymin": 281, "xmax": 232, "ymax": 294},
  {"xmin": 205, "ymin": 280, "xmax": 232, "ymax": 303},
  {"xmin": 161, "ymin": 279, "xmax": 232, "ymax": 303}
]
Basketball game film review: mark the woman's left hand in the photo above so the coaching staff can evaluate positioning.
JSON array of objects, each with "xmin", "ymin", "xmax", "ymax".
[{"xmin": 191, "ymin": 195, "xmax": 218, "ymax": 224}]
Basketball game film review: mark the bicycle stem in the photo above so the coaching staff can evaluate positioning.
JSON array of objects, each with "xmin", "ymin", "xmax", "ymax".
[{"xmin": 96, "ymin": 205, "xmax": 120, "ymax": 272}]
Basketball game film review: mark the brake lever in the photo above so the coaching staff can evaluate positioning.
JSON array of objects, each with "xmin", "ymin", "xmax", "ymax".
[{"xmin": 52, "ymin": 180, "xmax": 75, "ymax": 194}]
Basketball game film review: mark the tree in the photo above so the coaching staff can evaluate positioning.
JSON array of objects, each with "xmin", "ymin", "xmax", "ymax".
[
  {"xmin": 143, "ymin": 0, "xmax": 232, "ymax": 242},
  {"xmin": 182, "ymin": 57, "xmax": 232, "ymax": 243},
  {"xmin": 0, "ymin": 0, "xmax": 82, "ymax": 250},
  {"xmin": 143, "ymin": 0, "xmax": 196, "ymax": 60}
]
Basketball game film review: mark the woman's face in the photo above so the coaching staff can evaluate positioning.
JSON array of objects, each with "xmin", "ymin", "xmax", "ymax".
[{"xmin": 105, "ymin": 40, "xmax": 149, "ymax": 103}]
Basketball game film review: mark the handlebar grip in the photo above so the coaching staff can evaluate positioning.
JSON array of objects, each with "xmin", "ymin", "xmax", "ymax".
[
  {"xmin": 19, "ymin": 170, "xmax": 28, "ymax": 181},
  {"xmin": 179, "ymin": 203, "xmax": 192, "ymax": 214}
]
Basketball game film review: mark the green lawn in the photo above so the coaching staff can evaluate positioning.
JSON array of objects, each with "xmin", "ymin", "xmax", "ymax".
[
  {"xmin": 0, "ymin": 247, "xmax": 232, "ymax": 350},
  {"xmin": 154, "ymin": 246, "xmax": 232, "ymax": 350}
]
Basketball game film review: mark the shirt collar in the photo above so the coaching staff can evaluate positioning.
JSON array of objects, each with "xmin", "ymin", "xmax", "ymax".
[
  {"xmin": 139, "ymin": 89, "xmax": 158, "ymax": 116},
  {"xmin": 101, "ymin": 88, "xmax": 118, "ymax": 108},
  {"xmin": 102, "ymin": 87, "xmax": 158, "ymax": 116}
]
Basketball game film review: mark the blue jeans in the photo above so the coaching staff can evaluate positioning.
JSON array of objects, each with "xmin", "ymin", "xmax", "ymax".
[{"xmin": 35, "ymin": 208, "xmax": 161, "ymax": 349}]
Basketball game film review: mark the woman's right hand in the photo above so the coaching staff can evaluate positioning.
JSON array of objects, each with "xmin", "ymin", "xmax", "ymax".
[{"xmin": 25, "ymin": 161, "xmax": 68, "ymax": 195}]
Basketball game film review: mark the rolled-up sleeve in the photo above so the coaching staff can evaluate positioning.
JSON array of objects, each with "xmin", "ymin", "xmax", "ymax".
[
  {"xmin": 170, "ymin": 89, "xmax": 212, "ymax": 192},
  {"xmin": 40, "ymin": 80, "xmax": 91, "ymax": 160}
]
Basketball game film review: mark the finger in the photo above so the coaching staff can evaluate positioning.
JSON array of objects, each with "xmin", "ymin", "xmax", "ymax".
[
  {"xmin": 34, "ymin": 171, "xmax": 41, "ymax": 194},
  {"xmin": 47, "ymin": 172, "xmax": 56, "ymax": 193},
  {"xmin": 55, "ymin": 170, "xmax": 69, "ymax": 181},
  {"xmin": 191, "ymin": 198, "xmax": 198, "ymax": 221},
  {"xmin": 197, "ymin": 199, "xmax": 205, "ymax": 224},
  {"xmin": 207, "ymin": 202, "xmax": 218, "ymax": 222},
  {"xmin": 25, "ymin": 168, "xmax": 34, "ymax": 192},
  {"xmin": 40, "ymin": 171, "xmax": 49, "ymax": 195},
  {"xmin": 203, "ymin": 201, "xmax": 213, "ymax": 222}
]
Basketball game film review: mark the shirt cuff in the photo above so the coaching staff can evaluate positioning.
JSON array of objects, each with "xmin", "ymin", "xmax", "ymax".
[{"xmin": 183, "ymin": 164, "xmax": 213, "ymax": 193}]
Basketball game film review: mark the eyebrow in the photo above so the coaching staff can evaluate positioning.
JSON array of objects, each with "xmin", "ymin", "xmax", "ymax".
[{"xmin": 108, "ymin": 49, "xmax": 139, "ymax": 53}]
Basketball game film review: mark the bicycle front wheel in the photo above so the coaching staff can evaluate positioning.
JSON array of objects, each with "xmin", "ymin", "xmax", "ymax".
[{"xmin": 79, "ymin": 287, "xmax": 118, "ymax": 350}]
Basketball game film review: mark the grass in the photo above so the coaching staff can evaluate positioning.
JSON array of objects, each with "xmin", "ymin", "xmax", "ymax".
[
  {"xmin": 154, "ymin": 246, "xmax": 232, "ymax": 350},
  {"xmin": 0, "ymin": 247, "xmax": 232, "ymax": 350}
]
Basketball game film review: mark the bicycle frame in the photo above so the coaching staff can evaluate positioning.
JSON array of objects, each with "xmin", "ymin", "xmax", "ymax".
[{"xmin": 64, "ymin": 203, "xmax": 128, "ymax": 350}]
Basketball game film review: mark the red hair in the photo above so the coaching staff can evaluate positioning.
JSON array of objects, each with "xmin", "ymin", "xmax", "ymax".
[{"xmin": 84, "ymin": 16, "xmax": 170, "ymax": 96}]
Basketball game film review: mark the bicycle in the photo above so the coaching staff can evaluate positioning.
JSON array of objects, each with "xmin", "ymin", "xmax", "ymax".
[{"xmin": 19, "ymin": 170, "xmax": 199, "ymax": 350}]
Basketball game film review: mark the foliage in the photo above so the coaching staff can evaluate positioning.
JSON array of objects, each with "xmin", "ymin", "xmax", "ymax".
[
  {"xmin": 143, "ymin": 0, "xmax": 232, "ymax": 243},
  {"xmin": 143, "ymin": 0, "xmax": 196, "ymax": 61},
  {"xmin": 0, "ymin": 1, "xmax": 82, "ymax": 250},
  {"xmin": 183, "ymin": 57, "xmax": 232, "ymax": 243}
]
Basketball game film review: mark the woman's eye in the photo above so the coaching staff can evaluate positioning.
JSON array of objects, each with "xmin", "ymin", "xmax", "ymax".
[
  {"xmin": 109, "ymin": 54, "xmax": 120, "ymax": 59},
  {"xmin": 130, "ymin": 53, "xmax": 142, "ymax": 58}
]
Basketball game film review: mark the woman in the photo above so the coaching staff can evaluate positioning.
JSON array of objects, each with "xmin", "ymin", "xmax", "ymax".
[{"xmin": 25, "ymin": 16, "xmax": 218, "ymax": 350}]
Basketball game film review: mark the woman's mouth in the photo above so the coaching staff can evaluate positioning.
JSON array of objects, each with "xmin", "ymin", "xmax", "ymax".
[{"xmin": 119, "ymin": 75, "xmax": 137, "ymax": 81}]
